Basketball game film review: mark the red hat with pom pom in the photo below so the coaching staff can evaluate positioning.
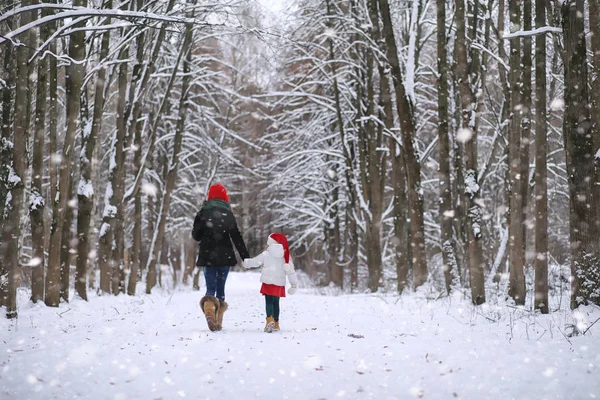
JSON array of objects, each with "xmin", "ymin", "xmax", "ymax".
[{"xmin": 267, "ymin": 233, "xmax": 290, "ymax": 264}]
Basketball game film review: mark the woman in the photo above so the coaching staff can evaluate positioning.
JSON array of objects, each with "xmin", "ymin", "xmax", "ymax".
[{"xmin": 192, "ymin": 183, "xmax": 249, "ymax": 331}]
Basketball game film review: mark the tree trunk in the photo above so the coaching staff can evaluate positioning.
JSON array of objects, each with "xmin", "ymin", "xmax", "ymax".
[
  {"xmin": 76, "ymin": 9, "xmax": 111, "ymax": 301},
  {"xmin": 0, "ymin": 40, "xmax": 13, "ymax": 307},
  {"xmin": 98, "ymin": 43, "xmax": 128, "ymax": 296},
  {"xmin": 393, "ymin": 150, "xmax": 410, "ymax": 292},
  {"xmin": 454, "ymin": 0, "xmax": 486, "ymax": 304},
  {"xmin": 507, "ymin": 0, "xmax": 526, "ymax": 305},
  {"xmin": 588, "ymin": 0, "xmax": 600, "ymax": 257},
  {"xmin": 2, "ymin": 0, "xmax": 32, "ymax": 317},
  {"xmin": 379, "ymin": 0, "xmax": 428, "ymax": 288},
  {"xmin": 48, "ymin": 10, "xmax": 58, "ymax": 227},
  {"xmin": 562, "ymin": 0, "xmax": 599, "ymax": 308},
  {"xmin": 30, "ymin": 1, "xmax": 52, "ymax": 303},
  {"xmin": 0, "ymin": 21, "xmax": 14, "ymax": 231},
  {"xmin": 521, "ymin": 0, "xmax": 533, "ymax": 261},
  {"xmin": 127, "ymin": 0, "xmax": 147, "ymax": 296},
  {"xmin": 46, "ymin": 0, "xmax": 88, "ymax": 307},
  {"xmin": 437, "ymin": 0, "xmax": 459, "ymax": 293},
  {"xmin": 533, "ymin": 0, "xmax": 548, "ymax": 313},
  {"xmin": 325, "ymin": 0, "xmax": 359, "ymax": 291},
  {"xmin": 361, "ymin": 0, "xmax": 383, "ymax": 292},
  {"xmin": 146, "ymin": 23, "xmax": 193, "ymax": 294},
  {"xmin": 60, "ymin": 179, "xmax": 74, "ymax": 302},
  {"xmin": 113, "ymin": 52, "xmax": 128, "ymax": 295}
]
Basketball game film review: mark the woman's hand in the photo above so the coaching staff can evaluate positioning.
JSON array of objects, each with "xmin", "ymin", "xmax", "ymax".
[{"xmin": 288, "ymin": 285, "xmax": 297, "ymax": 295}]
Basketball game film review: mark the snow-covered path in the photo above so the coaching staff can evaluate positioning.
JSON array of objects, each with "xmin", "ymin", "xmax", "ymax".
[{"xmin": 2, "ymin": 272, "xmax": 599, "ymax": 400}]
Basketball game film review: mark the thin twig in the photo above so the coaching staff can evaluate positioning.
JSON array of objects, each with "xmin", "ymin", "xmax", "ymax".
[{"xmin": 583, "ymin": 317, "xmax": 600, "ymax": 335}]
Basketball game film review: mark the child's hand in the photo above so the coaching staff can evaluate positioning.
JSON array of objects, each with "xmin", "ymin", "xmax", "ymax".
[
  {"xmin": 243, "ymin": 259, "xmax": 259, "ymax": 269},
  {"xmin": 288, "ymin": 285, "xmax": 297, "ymax": 295}
]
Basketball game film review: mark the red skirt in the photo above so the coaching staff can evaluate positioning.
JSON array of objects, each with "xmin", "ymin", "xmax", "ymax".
[{"xmin": 260, "ymin": 283, "xmax": 286, "ymax": 297}]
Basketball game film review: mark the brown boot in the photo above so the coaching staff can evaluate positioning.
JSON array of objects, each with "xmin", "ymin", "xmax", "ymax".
[
  {"xmin": 200, "ymin": 295, "xmax": 220, "ymax": 332},
  {"xmin": 273, "ymin": 321, "xmax": 280, "ymax": 331},
  {"xmin": 216, "ymin": 300, "xmax": 228, "ymax": 331},
  {"xmin": 264, "ymin": 316, "xmax": 275, "ymax": 333}
]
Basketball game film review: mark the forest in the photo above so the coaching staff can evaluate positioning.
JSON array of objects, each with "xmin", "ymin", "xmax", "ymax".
[{"xmin": 0, "ymin": 0, "xmax": 599, "ymax": 320}]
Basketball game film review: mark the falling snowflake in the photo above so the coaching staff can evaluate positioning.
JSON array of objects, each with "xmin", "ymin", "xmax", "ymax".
[
  {"xmin": 457, "ymin": 128, "xmax": 473, "ymax": 143},
  {"xmin": 550, "ymin": 98, "xmax": 565, "ymax": 111},
  {"xmin": 142, "ymin": 182, "xmax": 158, "ymax": 197}
]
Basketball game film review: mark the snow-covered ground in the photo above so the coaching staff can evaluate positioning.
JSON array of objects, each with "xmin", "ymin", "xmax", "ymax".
[{"xmin": 2, "ymin": 271, "xmax": 599, "ymax": 400}]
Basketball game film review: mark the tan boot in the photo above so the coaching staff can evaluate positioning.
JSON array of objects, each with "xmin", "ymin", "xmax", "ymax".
[
  {"xmin": 200, "ymin": 295, "xmax": 220, "ymax": 332},
  {"xmin": 216, "ymin": 301, "xmax": 228, "ymax": 331},
  {"xmin": 273, "ymin": 321, "xmax": 280, "ymax": 331},
  {"xmin": 264, "ymin": 316, "xmax": 275, "ymax": 333}
]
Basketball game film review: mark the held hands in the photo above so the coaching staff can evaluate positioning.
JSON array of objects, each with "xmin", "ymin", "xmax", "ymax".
[
  {"xmin": 243, "ymin": 259, "xmax": 259, "ymax": 269},
  {"xmin": 288, "ymin": 285, "xmax": 297, "ymax": 295}
]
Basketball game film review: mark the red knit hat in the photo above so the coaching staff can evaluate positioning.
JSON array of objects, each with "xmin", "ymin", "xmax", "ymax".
[
  {"xmin": 207, "ymin": 183, "xmax": 229, "ymax": 202},
  {"xmin": 268, "ymin": 233, "xmax": 290, "ymax": 263}
]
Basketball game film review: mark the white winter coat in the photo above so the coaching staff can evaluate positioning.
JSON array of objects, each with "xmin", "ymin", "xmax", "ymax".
[{"xmin": 244, "ymin": 242, "xmax": 298, "ymax": 287}]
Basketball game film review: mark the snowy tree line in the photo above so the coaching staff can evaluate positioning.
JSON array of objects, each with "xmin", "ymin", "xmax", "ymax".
[
  {"xmin": 258, "ymin": 0, "xmax": 600, "ymax": 311},
  {"xmin": 0, "ymin": 0, "xmax": 599, "ymax": 319}
]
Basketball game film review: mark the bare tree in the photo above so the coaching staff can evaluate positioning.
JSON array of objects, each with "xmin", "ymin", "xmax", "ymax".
[
  {"xmin": 520, "ymin": 0, "xmax": 533, "ymax": 255},
  {"xmin": 562, "ymin": 0, "xmax": 599, "ymax": 308},
  {"xmin": 30, "ymin": 0, "xmax": 53, "ymax": 303},
  {"xmin": 507, "ymin": 0, "xmax": 526, "ymax": 305},
  {"xmin": 588, "ymin": 0, "xmax": 600, "ymax": 256},
  {"xmin": 437, "ymin": 0, "xmax": 459, "ymax": 293},
  {"xmin": 46, "ymin": 0, "xmax": 88, "ymax": 306},
  {"xmin": 379, "ymin": 0, "xmax": 428, "ymax": 288},
  {"xmin": 533, "ymin": 0, "xmax": 548, "ymax": 313},
  {"xmin": 454, "ymin": 0, "xmax": 486, "ymax": 304},
  {"xmin": 76, "ymin": 5, "xmax": 113, "ymax": 300},
  {"xmin": 2, "ymin": 0, "xmax": 33, "ymax": 317},
  {"xmin": 146, "ymin": 21, "xmax": 194, "ymax": 294}
]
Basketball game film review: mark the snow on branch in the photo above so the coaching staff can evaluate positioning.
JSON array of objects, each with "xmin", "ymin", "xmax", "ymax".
[
  {"xmin": 0, "ymin": 4, "xmax": 219, "ymax": 45},
  {"xmin": 501, "ymin": 26, "xmax": 562, "ymax": 39}
]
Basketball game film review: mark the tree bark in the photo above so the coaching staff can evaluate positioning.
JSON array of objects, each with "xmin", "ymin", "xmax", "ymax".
[
  {"xmin": 60, "ymin": 179, "xmax": 74, "ymax": 302},
  {"xmin": 325, "ymin": 0, "xmax": 359, "ymax": 291},
  {"xmin": 0, "ymin": 40, "xmax": 13, "ymax": 307},
  {"xmin": 146, "ymin": 22, "xmax": 193, "ymax": 294},
  {"xmin": 561, "ymin": 0, "xmax": 599, "ymax": 308},
  {"xmin": 507, "ymin": 0, "xmax": 527, "ymax": 305},
  {"xmin": 588, "ymin": 0, "xmax": 600, "ymax": 256},
  {"xmin": 76, "ymin": 7, "xmax": 111, "ymax": 301},
  {"xmin": 128, "ymin": 3, "xmax": 146, "ymax": 295},
  {"xmin": 437, "ymin": 0, "xmax": 459, "ymax": 293},
  {"xmin": 30, "ymin": 0, "xmax": 51, "ymax": 303},
  {"xmin": 48, "ymin": 7, "xmax": 58, "ymax": 223},
  {"xmin": 0, "ymin": 27, "xmax": 14, "ymax": 230},
  {"xmin": 98, "ymin": 43, "xmax": 128, "ymax": 295},
  {"xmin": 379, "ymin": 0, "xmax": 428, "ymax": 288},
  {"xmin": 2, "ymin": 0, "xmax": 32, "ymax": 317},
  {"xmin": 454, "ymin": 0, "xmax": 486, "ymax": 304},
  {"xmin": 533, "ymin": 0, "xmax": 548, "ymax": 313},
  {"xmin": 46, "ymin": 0, "xmax": 88, "ymax": 307},
  {"xmin": 521, "ymin": 0, "xmax": 533, "ymax": 260},
  {"xmin": 393, "ymin": 150, "xmax": 410, "ymax": 292},
  {"xmin": 361, "ymin": 0, "xmax": 384, "ymax": 292}
]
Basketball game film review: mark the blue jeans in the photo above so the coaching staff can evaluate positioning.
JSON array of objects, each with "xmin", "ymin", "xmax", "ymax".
[{"xmin": 203, "ymin": 266, "xmax": 230, "ymax": 302}]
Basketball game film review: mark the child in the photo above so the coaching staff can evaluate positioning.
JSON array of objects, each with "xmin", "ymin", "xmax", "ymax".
[{"xmin": 243, "ymin": 233, "xmax": 298, "ymax": 333}]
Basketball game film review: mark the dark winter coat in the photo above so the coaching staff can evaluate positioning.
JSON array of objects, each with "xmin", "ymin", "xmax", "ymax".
[{"xmin": 192, "ymin": 199, "xmax": 250, "ymax": 267}]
